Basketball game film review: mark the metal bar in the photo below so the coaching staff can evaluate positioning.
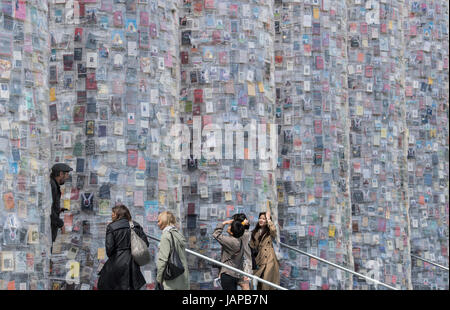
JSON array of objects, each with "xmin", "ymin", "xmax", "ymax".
[
  {"xmin": 411, "ymin": 254, "xmax": 449, "ymax": 271},
  {"xmin": 146, "ymin": 234, "xmax": 288, "ymax": 290},
  {"xmin": 279, "ymin": 242, "xmax": 399, "ymax": 290}
]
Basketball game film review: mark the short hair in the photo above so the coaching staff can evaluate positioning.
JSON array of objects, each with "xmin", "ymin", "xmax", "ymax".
[
  {"xmin": 112, "ymin": 204, "xmax": 132, "ymax": 221},
  {"xmin": 158, "ymin": 211, "xmax": 177, "ymax": 227},
  {"xmin": 232, "ymin": 213, "xmax": 250, "ymax": 230},
  {"xmin": 230, "ymin": 220, "xmax": 245, "ymax": 238}
]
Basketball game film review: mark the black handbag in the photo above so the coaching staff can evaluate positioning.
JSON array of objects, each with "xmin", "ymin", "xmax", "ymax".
[
  {"xmin": 163, "ymin": 230, "xmax": 185, "ymax": 281},
  {"xmin": 250, "ymin": 246, "xmax": 258, "ymax": 270}
]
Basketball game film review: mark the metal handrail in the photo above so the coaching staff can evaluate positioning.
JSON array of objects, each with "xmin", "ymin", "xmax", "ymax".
[
  {"xmin": 146, "ymin": 234, "xmax": 288, "ymax": 290},
  {"xmin": 410, "ymin": 254, "xmax": 449, "ymax": 271},
  {"xmin": 279, "ymin": 242, "xmax": 399, "ymax": 290}
]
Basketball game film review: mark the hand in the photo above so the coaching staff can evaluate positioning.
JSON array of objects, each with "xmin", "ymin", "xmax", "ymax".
[
  {"xmin": 223, "ymin": 219, "xmax": 233, "ymax": 225},
  {"xmin": 242, "ymin": 219, "xmax": 249, "ymax": 226},
  {"xmin": 266, "ymin": 210, "xmax": 271, "ymax": 221}
]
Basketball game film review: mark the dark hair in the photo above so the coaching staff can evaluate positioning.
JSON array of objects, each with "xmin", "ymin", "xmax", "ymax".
[
  {"xmin": 251, "ymin": 212, "xmax": 271, "ymax": 243},
  {"xmin": 232, "ymin": 213, "xmax": 250, "ymax": 230},
  {"xmin": 50, "ymin": 170, "xmax": 62, "ymax": 178},
  {"xmin": 112, "ymin": 204, "xmax": 132, "ymax": 221},
  {"xmin": 229, "ymin": 220, "xmax": 245, "ymax": 238}
]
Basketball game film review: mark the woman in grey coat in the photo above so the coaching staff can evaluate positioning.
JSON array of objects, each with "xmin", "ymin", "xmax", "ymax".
[
  {"xmin": 156, "ymin": 211, "xmax": 190, "ymax": 290},
  {"xmin": 212, "ymin": 218, "xmax": 248, "ymax": 290}
]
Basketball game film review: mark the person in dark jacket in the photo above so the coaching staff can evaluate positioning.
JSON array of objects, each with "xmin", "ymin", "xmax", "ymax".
[
  {"xmin": 50, "ymin": 163, "xmax": 72, "ymax": 250},
  {"xmin": 97, "ymin": 204, "xmax": 149, "ymax": 290}
]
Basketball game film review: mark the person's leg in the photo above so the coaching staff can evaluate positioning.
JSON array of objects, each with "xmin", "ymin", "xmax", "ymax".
[
  {"xmin": 238, "ymin": 277, "xmax": 250, "ymax": 290},
  {"xmin": 239, "ymin": 281, "xmax": 250, "ymax": 290},
  {"xmin": 220, "ymin": 273, "xmax": 237, "ymax": 290}
]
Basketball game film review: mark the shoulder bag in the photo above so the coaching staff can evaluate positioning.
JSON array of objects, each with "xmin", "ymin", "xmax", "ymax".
[
  {"xmin": 129, "ymin": 221, "xmax": 151, "ymax": 266},
  {"xmin": 163, "ymin": 230, "xmax": 185, "ymax": 280}
]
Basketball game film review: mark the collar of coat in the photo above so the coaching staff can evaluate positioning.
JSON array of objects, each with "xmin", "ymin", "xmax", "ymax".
[
  {"xmin": 50, "ymin": 177, "xmax": 60, "ymax": 191},
  {"xmin": 162, "ymin": 225, "xmax": 175, "ymax": 233},
  {"xmin": 109, "ymin": 218, "xmax": 137, "ymax": 231}
]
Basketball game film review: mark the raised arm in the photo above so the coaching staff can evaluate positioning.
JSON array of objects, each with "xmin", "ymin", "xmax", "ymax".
[{"xmin": 212, "ymin": 220, "xmax": 237, "ymax": 252}]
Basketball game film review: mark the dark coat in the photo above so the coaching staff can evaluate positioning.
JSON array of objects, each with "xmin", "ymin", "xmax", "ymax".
[
  {"xmin": 97, "ymin": 218, "xmax": 149, "ymax": 290},
  {"xmin": 50, "ymin": 177, "xmax": 64, "ymax": 242}
]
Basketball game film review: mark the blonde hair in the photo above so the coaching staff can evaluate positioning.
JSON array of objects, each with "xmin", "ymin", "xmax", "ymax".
[{"xmin": 158, "ymin": 211, "xmax": 177, "ymax": 227}]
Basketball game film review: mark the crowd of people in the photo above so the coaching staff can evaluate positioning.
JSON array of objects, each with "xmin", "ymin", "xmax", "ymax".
[
  {"xmin": 96, "ymin": 205, "xmax": 280, "ymax": 290},
  {"xmin": 50, "ymin": 163, "xmax": 280, "ymax": 290}
]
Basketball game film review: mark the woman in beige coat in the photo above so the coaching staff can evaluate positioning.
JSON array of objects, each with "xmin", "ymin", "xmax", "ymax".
[
  {"xmin": 156, "ymin": 211, "xmax": 190, "ymax": 290},
  {"xmin": 249, "ymin": 210, "xmax": 280, "ymax": 290}
]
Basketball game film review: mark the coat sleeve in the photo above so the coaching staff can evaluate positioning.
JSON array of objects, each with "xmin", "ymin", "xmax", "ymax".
[
  {"xmin": 156, "ymin": 232, "xmax": 171, "ymax": 284},
  {"xmin": 242, "ymin": 231, "xmax": 252, "ymax": 275},
  {"xmin": 212, "ymin": 222, "xmax": 236, "ymax": 252},
  {"xmin": 268, "ymin": 220, "xmax": 277, "ymax": 239},
  {"xmin": 50, "ymin": 180, "xmax": 61, "ymax": 219},
  {"xmin": 105, "ymin": 225, "xmax": 116, "ymax": 258}
]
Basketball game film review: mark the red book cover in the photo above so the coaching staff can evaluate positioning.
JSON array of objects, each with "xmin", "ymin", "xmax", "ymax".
[
  {"xmin": 180, "ymin": 51, "xmax": 189, "ymax": 64},
  {"xmin": 194, "ymin": 89, "xmax": 203, "ymax": 103},
  {"xmin": 113, "ymin": 11, "xmax": 123, "ymax": 27},
  {"xmin": 86, "ymin": 72, "xmax": 97, "ymax": 90},
  {"xmin": 74, "ymin": 28, "xmax": 83, "ymax": 41},
  {"xmin": 315, "ymin": 56, "xmax": 324, "ymax": 69},
  {"xmin": 127, "ymin": 149, "xmax": 138, "ymax": 167},
  {"xmin": 187, "ymin": 203, "xmax": 195, "ymax": 215},
  {"xmin": 139, "ymin": 11, "xmax": 149, "ymax": 26}
]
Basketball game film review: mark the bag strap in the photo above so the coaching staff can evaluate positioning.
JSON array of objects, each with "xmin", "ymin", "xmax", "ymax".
[{"xmin": 167, "ymin": 229, "xmax": 176, "ymax": 257}]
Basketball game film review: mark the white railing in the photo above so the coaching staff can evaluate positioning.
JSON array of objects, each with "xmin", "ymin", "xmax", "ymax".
[
  {"xmin": 146, "ymin": 234, "xmax": 288, "ymax": 290},
  {"xmin": 278, "ymin": 242, "xmax": 399, "ymax": 290}
]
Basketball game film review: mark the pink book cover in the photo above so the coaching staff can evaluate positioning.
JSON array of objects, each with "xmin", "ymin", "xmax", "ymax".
[
  {"xmin": 139, "ymin": 11, "xmax": 149, "ymax": 26},
  {"xmin": 127, "ymin": 149, "xmax": 138, "ymax": 167},
  {"xmin": 15, "ymin": 0, "xmax": 26, "ymax": 21}
]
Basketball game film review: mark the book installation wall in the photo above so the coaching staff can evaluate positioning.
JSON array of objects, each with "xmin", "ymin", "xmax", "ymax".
[{"xmin": 0, "ymin": 0, "xmax": 447, "ymax": 290}]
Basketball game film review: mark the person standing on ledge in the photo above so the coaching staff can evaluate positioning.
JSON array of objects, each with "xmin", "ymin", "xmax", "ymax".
[{"xmin": 50, "ymin": 163, "xmax": 72, "ymax": 252}]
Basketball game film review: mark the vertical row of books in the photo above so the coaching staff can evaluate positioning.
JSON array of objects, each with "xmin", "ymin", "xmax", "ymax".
[
  {"xmin": 404, "ymin": 0, "xmax": 449, "ymax": 290},
  {"xmin": 178, "ymin": 0, "xmax": 278, "ymax": 289},
  {"xmin": 46, "ymin": 0, "xmax": 181, "ymax": 290},
  {"xmin": 273, "ymin": 0, "xmax": 354, "ymax": 290},
  {"xmin": 0, "ymin": 0, "xmax": 52, "ymax": 290},
  {"xmin": 347, "ymin": 0, "xmax": 412, "ymax": 290}
]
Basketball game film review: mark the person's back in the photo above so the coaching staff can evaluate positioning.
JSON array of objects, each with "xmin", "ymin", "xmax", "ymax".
[
  {"xmin": 157, "ymin": 227, "xmax": 190, "ymax": 290},
  {"xmin": 213, "ymin": 219, "xmax": 246, "ymax": 290},
  {"xmin": 156, "ymin": 211, "xmax": 190, "ymax": 290},
  {"xmin": 98, "ymin": 205, "xmax": 149, "ymax": 290}
]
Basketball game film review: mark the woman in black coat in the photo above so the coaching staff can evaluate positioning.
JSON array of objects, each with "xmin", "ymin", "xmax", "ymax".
[{"xmin": 98, "ymin": 204, "xmax": 149, "ymax": 290}]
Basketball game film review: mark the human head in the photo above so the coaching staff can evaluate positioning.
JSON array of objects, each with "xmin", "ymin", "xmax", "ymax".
[
  {"xmin": 227, "ymin": 220, "xmax": 245, "ymax": 238},
  {"xmin": 158, "ymin": 211, "xmax": 177, "ymax": 230},
  {"xmin": 232, "ymin": 213, "xmax": 250, "ymax": 230},
  {"xmin": 251, "ymin": 212, "xmax": 271, "ymax": 242},
  {"xmin": 51, "ymin": 163, "xmax": 73, "ymax": 185},
  {"xmin": 258, "ymin": 212, "xmax": 269, "ymax": 227},
  {"xmin": 111, "ymin": 204, "xmax": 132, "ymax": 222}
]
